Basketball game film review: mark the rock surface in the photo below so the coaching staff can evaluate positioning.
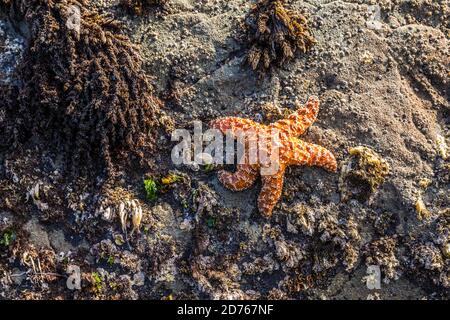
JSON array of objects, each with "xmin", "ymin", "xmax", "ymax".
[{"xmin": 0, "ymin": 0, "xmax": 448, "ymax": 300}]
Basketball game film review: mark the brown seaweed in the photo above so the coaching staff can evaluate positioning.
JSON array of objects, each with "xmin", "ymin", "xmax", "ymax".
[
  {"xmin": 245, "ymin": 0, "xmax": 315, "ymax": 72},
  {"xmin": 0, "ymin": 0, "xmax": 170, "ymax": 175}
]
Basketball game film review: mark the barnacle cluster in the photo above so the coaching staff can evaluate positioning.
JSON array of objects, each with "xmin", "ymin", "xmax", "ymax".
[
  {"xmin": 408, "ymin": 241, "xmax": 448, "ymax": 288},
  {"xmin": 276, "ymin": 203, "xmax": 362, "ymax": 294},
  {"xmin": 379, "ymin": 0, "xmax": 449, "ymax": 31},
  {"xmin": 120, "ymin": 0, "xmax": 167, "ymax": 15},
  {"xmin": 0, "ymin": 218, "xmax": 60, "ymax": 292},
  {"xmin": 245, "ymin": 0, "xmax": 315, "ymax": 72},
  {"xmin": 364, "ymin": 237, "xmax": 400, "ymax": 281},
  {"xmin": 184, "ymin": 184, "xmax": 248, "ymax": 299},
  {"xmin": 316, "ymin": 213, "xmax": 361, "ymax": 272},
  {"xmin": 339, "ymin": 146, "xmax": 390, "ymax": 202},
  {"xmin": 405, "ymin": 212, "xmax": 450, "ymax": 290},
  {"xmin": 1, "ymin": 0, "xmax": 170, "ymax": 175}
]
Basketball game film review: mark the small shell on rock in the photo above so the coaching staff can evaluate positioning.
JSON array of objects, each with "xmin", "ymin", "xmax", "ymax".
[
  {"xmin": 436, "ymin": 134, "xmax": 448, "ymax": 160},
  {"xmin": 131, "ymin": 206, "xmax": 143, "ymax": 235},
  {"xmin": 118, "ymin": 202, "xmax": 128, "ymax": 233},
  {"xmin": 103, "ymin": 207, "xmax": 113, "ymax": 221}
]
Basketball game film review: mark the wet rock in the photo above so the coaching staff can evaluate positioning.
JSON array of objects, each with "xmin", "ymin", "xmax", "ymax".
[{"xmin": 23, "ymin": 218, "xmax": 50, "ymax": 249}]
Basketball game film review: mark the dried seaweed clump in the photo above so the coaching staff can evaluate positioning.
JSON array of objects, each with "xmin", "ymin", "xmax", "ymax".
[
  {"xmin": 2, "ymin": 0, "xmax": 169, "ymax": 174},
  {"xmin": 339, "ymin": 146, "xmax": 390, "ymax": 202},
  {"xmin": 408, "ymin": 242, "xmax": 448, "ymax": 289},
  {"xmin": 120, "ymin": 0, "xmax": 167, "ymax": 15},
  {"xmin": 405, "ymin": 212, "xmax": 450, "ymax": 290},
  {"xmin": 364, "ymin": 237, "xmax": 400, "ymax": 281},
  {"xmin": 246, "ymin": 0, "xmax": 315, "ymax": 71},
  {"xmin": 316, "ymin": 213, "xmax": 361, "ymax": 272}
]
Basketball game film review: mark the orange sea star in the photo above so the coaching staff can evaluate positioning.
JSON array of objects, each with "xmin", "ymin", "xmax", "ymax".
[{"xmin": 210, "ymin": 96, "xmax": 337, "ymax": 217}]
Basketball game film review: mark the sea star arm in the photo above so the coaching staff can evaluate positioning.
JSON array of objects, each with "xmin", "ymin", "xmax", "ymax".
[
  {"xmin": 218, "ymin": 164, "xmax": 259, "ymax": 191},
  {"xmin": 257, "ymin": 166, "xmax": 285, "ymax": 217},
  {"xmin": 210, "ymin": 117, "xmax": 259, "ymax": 138},
  {"xmin": 271, "ymin": 96, "xmax": 320, "ymax": 137},
  {"xmin": 287, "ymin": 138, "xmax": 337, "ymax": 172}
]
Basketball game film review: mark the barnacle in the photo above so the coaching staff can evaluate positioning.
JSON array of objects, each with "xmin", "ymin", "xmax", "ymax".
[
  {"xmin": 245, "ymin": 0, "xmax": 315, "ymax": 72},
  {"xmin": 408, "ymin": 242, "xmax": 447, "ymax": 288},
  {"xmin": 405, "ymin": 213, "xmax": 450, "ymax": 289},
  {"xmin": 130, "ymin": 200, "xmax": 143, "ymax": 235},
  {"xmin": 118, "ymin": 202, "xmax": 128, "ymax": 233},
  {"xmin": 120, "ymin": 0, "xmax": 167, "ymax": 16},
  {"xmin": 339, "ymin": 146, "xmax": 390, "ymax": 202},
  {"xmin": 1, "ymin": 0, "xmax": 170, "ymax": 175},
  {"xmin": 436, "ymin": 134, "xmax": 448, "ymax": 160},
  {"xmin": 316, "ymin": 214, "xmax": 361, "ymax": 272},
  {"xmin": 364, "ymin": 237, "xmax": 400, "ymax": 280},
  {"xmin": 114, "ymin": 199, "xmax": 144, "ymax": 235}
]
